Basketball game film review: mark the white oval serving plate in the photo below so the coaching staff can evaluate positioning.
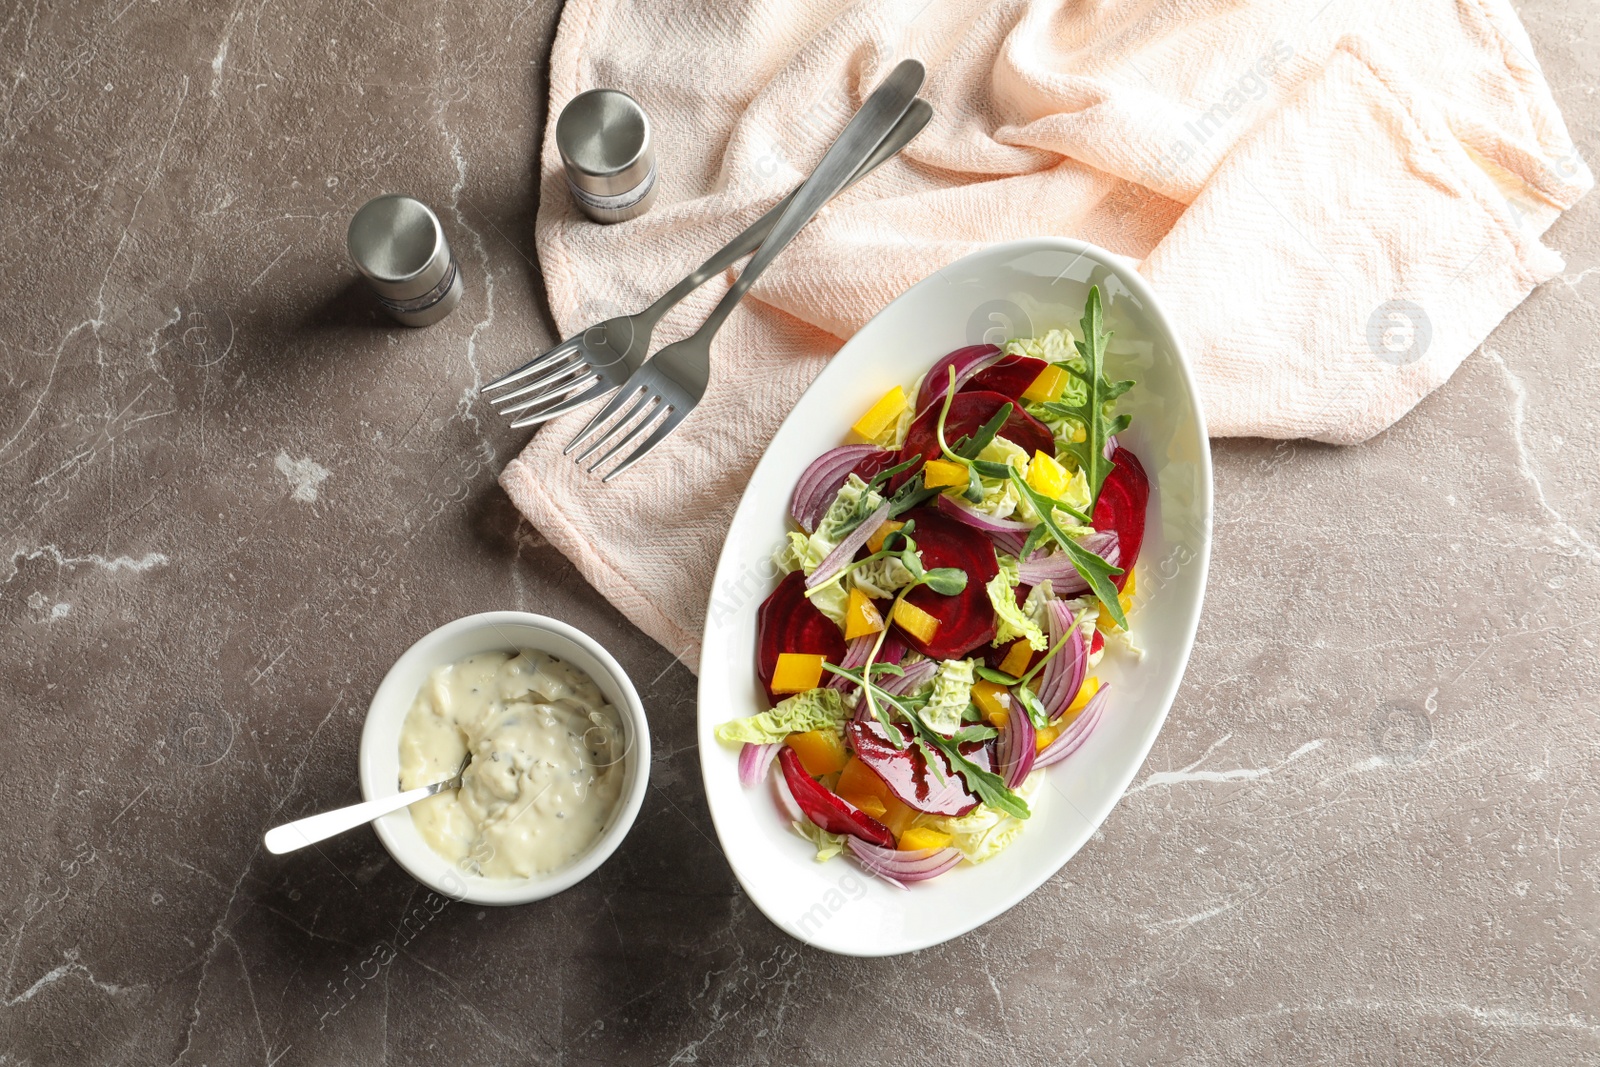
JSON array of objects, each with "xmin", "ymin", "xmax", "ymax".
[{"xmin": 697, "ymin": 237, "xmax": 1212, "ymax": 956}]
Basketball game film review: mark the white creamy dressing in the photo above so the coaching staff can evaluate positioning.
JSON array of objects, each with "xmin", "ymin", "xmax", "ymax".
[{"xmin": 398, "ymin": 650, "xmax": 625, "ymax": 879}]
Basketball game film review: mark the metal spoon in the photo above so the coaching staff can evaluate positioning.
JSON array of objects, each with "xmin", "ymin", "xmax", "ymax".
[{"xmin": 263, "ymin": 754, "xmax": 470, "ymax": 855}]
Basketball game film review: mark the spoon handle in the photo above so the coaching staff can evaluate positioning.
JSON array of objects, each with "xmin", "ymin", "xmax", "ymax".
[{"xmin": 263, "ymin": 778, "xmax": 454, "ymax": 855}]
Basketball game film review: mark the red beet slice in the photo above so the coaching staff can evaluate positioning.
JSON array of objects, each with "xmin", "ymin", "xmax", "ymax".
[
  {"xmin": 890, "ymin": 505, "xmax": 999, "ymax": 660},
  {"xmin": 891, "ymin": 390, "xmax": 1054, "ymax": 491},
  {"xmin": 756, "ymin": 571, "xmax": 847, "ymax": 705},
  {"xmin": 846, "ymin": 720, "xmax": 993, "ymax": 816},
  {"xmin": 779, "ymin": 747, "xmax": 895, "ymax": 847},
  {"xmin": 1093, "ymin": 447, "xmax": 1150, "ymax": 592},
  {"xmin": 913, "ymin": 344, "xmax": 1001, "ymax": 412},
  {"xmin": 966, "ymin": 355, "xmax": 1047, "ymax": 399}
]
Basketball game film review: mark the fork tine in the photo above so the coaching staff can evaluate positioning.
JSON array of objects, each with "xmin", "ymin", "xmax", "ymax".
[
  {"xmin": 600, "ymin": 407, "xmax": 686, "ymax": 481},
  {"xmin": 565, "ymin": 383, "xmax": 645, "ymax": 456},
  {"xmin": 489, "ymin": 358, "xmax": 592, "ymax": 409},
  {"xmin": 584, "ymin": 401, "xmax": 669, "ymax": 473},
  {"xmin": 485, "ymin": 337, "xmax": 581, "ymax": 392},
  {"xmin": 487, "ymin": 349, "xmax": 585, "ymax": 401},
  {"xmin": 508, "ymin": 379, "xmax": 612, "ymax": 429},
  {"xmin": 498, "ymin": 382, "xmax": 597, "ymax": 423},
  {"xmin": 573, "ymin": 390, "xmax": 656, "ymax": 464},
  {"xmin": 494, "ymin": 369, "xmax": 597, "ymax": 416}
]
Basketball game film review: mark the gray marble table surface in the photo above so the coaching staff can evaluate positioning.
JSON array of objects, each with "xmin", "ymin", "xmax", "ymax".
[{"xmin": 1, "ymin": 1, "xmax": 1596, "ymax": 1063}]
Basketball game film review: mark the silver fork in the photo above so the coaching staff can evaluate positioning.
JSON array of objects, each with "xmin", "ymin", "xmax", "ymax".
[
  {"xmin": 563, "ymin": 59, "xmax": 927, "ymax": 480},
  {"xmin": 484, "ymin": 97, "xmax": 933, "ymax": 429}
]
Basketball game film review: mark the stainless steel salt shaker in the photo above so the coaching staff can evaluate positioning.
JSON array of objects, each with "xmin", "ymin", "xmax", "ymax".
[
  {"xmin": 346, "ymin": 195, "xmax": 463, "ymax": 327},
  {"xmin": 555, "ymin": 89, "xmax": 657, "ymax": 224}
]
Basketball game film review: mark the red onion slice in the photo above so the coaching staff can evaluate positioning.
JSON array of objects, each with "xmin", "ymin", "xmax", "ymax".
[
  {"xmin": 1080, "ymin": 528, "xmax": 1119, "ymax": 559},
  {"xmin": 913, "ymin": 344, "xmax": 1005, "ymax": 413},
  {"xmin": 805, "ymin": 502, "xmax": 890, "ymax": 591},
  {"xmin": 739, "ymin": 742, "xmax": 780, "ymax": 787},
  {"xmin": 773, "ymin": 766, "xmax": 804, "ymax": 823},
  {"xmin": 991, "ymin": 530, "xmax": 1028, "ymax": 557},
  {"xmin": 791, "ymin": 445, "xmax": 888, "ymax": 532},
  {"xmin": 1034, "ymin": 684, "xmax": 1110, "ymax": 767},
  {"xmin": 846, "ymin": 838, "xmax": 965, "ymax": 887},
  {"xmin": 1036, "ymin": 602, "xmax": 1088, "ymax": 720},
  {"xmin": 827, "ymin": 634, "xmax": 877, "ymax": 692},
  {"xmin": 878, "ymin": 658, "xmax": 937, "ymax": 696},
  {"xmin": 1018, "ymin": 535, "xmax": 1119, "ymax": 590},
  {"xmin": 994, "ymin": 698, "xmax": 1036, "ymax": 789},
  {"xmin": 937, "ymin": 494, "xmax": 1032, "ymax": 533}
]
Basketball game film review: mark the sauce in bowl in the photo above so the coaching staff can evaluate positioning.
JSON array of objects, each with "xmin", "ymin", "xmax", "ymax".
[{"xmin": 398, "ymin": 650, "xmax": 626, "ymax": 879}]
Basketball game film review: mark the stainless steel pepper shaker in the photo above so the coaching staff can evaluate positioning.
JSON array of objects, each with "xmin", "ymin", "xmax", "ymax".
[
  {"xmin": 346, "ymin": 195, "xmax": 463, "ymax": 327},
  {"xmin": 555, "ymin": 89, "xmax": 657, "ymax": 224}
]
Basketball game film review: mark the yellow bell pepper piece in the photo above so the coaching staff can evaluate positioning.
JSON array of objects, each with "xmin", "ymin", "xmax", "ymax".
[
  {"xmin": 845, "ymin": 793, "xmax": 888, "ymax": 819},
  {"xmin": 770, "ymin": 652, "xmax": 825, "ymax": 694},
  {"xmin": 866, "ymin": 519, "xmax": 905, "ymax": 555},
  {"xmin": 1064, "ymin": 675, "xmax": 1100, "ymax": 717},
  {"xmin": 837, "ymin": 756, "xmax": 891, "ymax": 805},
  {"xmin": 897, "ymin": 827, "xmax": 953, "ymax": 852},
  {"xmin": 922, "ymin": 458, "xmax": 969, "ymax": 489},
  {"xmin": 1035, "ymin": 724, "xmax": 1060, "ymax": 751},
  {"xmin": 1021, "ymin": 364, "xmax": 1069, "ymax": 403},
  {"xmin": 972, "ymin": 680, "xmax": 1012, "ymax": 727},
  {"xmin": 843, "ymin": 588, "xmax": 885, "ymax": 641},
  {"xmin": 997, "ymin": 639, "xmax": 1033, "ymax": 678},
  {"xmin": 1025, "ymin": 450, "xmax": 1070, "ymax": 500},
  {"xmin": 890, "ymin": 599, "xmax": 940, "ymax": 644},
  {"xmin": 878, "ymin": 795, "xmax": 920, "ymax": 838},
  {"xmin": 785, "ymin": 729, "xmax": 848, "ymax": 777},
  {"xmin": 852, "ymin": 386, "xmax": 908, "ymax": 440}
]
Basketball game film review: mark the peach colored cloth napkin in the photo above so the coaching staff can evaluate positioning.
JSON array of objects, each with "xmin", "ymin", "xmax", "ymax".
[{"xmin": 501, "ymin": 0, "xmax": 1590, "ymax": 666}]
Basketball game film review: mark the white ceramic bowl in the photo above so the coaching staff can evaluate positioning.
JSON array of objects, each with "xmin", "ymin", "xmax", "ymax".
[
  {"xmin": 697, "ymin": 237, "xmax": 1212, "ymax": 955},
  {"xmin": 359, "ymin": 611, "xmax": 650, "ymax": 905}
]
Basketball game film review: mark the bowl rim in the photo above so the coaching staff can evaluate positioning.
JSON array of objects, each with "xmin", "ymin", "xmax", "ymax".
[
  {"xmin": 358, "ymin": 610, "xmax": 651, "ymax": 906},
  {"xmin": 695, "ymin": 235, "xmax": 1214, "ymax": 954}
]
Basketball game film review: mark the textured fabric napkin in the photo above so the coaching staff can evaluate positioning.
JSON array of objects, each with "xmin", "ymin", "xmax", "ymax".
[{"xmin": 500, "ymin": 0, "xmax": 1591, "ymax": 666}]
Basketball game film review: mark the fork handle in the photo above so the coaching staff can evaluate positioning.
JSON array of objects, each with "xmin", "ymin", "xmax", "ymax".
[
  {"xmin": 685, "ymin": 60, "xmax": 924, "ymax": 342},
  {"xmin": 642, "ymin": 97, "xmax": 932, "ymax": 325}
]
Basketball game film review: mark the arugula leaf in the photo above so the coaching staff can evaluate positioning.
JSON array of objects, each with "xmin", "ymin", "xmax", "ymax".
[
  {"xmin": 948, "ymin": 724, "xmax": 999, "ymax": 744},
  {"xmin": 887, "ymin": 475, "xmax": 940, "ymax": 518},
  {"xmin": 1040, "ymin": 286, "xmax": 1133, "ymax": 505},
  {"xmin": 913, "ymin": 737, "xmax": 949, "ymax": 786},
  {"xmin": 955, "ymin": 403, "xmax": 1013, "ymax": 461},
  {"xmin": 823, "ymin": 662, "xmax": 903, "ymax": 744},
  {"xmin": 1020, "ymin": 522, "xmax": 1050, "ymax": 561},
  {"xmin": 910, "ymin": 716, "xmax": 1031, "ymax": 820},
  {"xmin": 975, "ymin": 666, "xmax": 1021, "ymax": 686},
  {"xmin": 969, "ymin": 458, "xmax": 1013, "ymax": 480},
  {"xmin": 922, "ymin": 567, "xmax": 968, "ymax": 596},
  {"xmin": 867, "ymin": 454, "xmax": 922, "ymax": 495},
  {"xmin": 1010, "ymin": 470, "xmax": 1126, "ymax": 629}
]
